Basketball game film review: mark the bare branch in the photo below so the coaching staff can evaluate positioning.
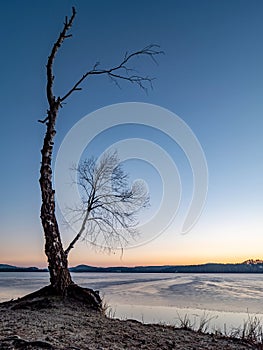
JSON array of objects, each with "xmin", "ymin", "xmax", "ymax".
[
  {"xmin": 65, "ymin": 209, "xmax": 90, "ymax": 256},
  {"xmin": 60, "ymin": 45, "xmax": 164, "ymax": 101},
  {"xmin": 65, "ymin": 151, "xmax": 149, "ymax": 253},
  {"xmin": 38, "ymin": 116, "xmax": 49, "ymax": 124}
]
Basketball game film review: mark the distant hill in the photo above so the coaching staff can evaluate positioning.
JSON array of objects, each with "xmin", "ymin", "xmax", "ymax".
[
  {"xmin": 0, "ymin": 264, "xmax": 47, "ymax": 272},
  {"xmin": 70, "ymin": 260, "xmax": 263, "ymax": 274},
  {"xmin": 2, "ymin": 260, "xmax": 263, "ymax": 273}
]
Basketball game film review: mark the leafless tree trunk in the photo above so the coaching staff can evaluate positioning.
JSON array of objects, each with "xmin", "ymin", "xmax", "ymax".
[
  {"xmin": 39, "ymin": 7, "xmax": 162, "ymax": 297},
  {"xmin": 39, "ymin": 10, "xmax": 76, "ymax": 295}
]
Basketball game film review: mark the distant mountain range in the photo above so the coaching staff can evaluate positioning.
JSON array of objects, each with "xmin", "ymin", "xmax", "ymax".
[
  {"xmin": 1, "ymin": 259, "xmax": 263, "ymax": 273},
  {"xmin": 0, "ymin": 264, "xmax": 47, "ymax": 272}
]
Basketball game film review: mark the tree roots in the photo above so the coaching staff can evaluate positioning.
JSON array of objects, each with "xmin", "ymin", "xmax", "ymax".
[{"xmin": 0, "ymin": 284, "xmax": 102, "ymax": 311}]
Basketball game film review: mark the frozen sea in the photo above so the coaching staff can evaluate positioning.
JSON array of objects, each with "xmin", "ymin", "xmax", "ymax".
[{"xmin": 1, "ymin": 272, "xmax": 263, "ymax": 331}]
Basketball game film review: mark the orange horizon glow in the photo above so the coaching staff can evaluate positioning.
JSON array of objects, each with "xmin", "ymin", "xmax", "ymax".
[{"xmin": 1, "ymin": 255, "xmax": 260, "ymax": 269}]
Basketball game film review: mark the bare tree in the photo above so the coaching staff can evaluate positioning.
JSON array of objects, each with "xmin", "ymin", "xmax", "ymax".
[
  {"xmin": 39, "ymin": 7, "xmax": 162, "ymax": 302},
  {"xmin": 65, "ymin": 152, "xmax": 149, "ymax": 255}
]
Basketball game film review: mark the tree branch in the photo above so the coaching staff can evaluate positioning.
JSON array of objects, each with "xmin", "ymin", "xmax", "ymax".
[
  {"xmin": 66, "ymin": 151, "xmax": 149, "ymax": 253},
  {"xmin": 60, "ymin": 45, "xmax": 164, "ymax": 102},
  {"xmin": 64, "ymin": 208, "xmax": 89, "ymax": 256},
  {"xmin": 38, "ymin": 116, "xmax": 49, "ymax": 124}
]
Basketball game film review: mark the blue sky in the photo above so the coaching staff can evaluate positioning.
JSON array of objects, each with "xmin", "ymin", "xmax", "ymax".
[{"xmin": 0, "ymin": 0, "xmax": 262, "ymax": 267}]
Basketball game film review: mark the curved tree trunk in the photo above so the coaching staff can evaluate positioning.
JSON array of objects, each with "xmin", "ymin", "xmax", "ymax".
[
  {"xmin": 38, "ymin": 9, "xmax": 77, "ymax": 295},
  {"xmin": 39, "ymin": 103, "xmax": 73, "ymax": 294},
  {"xmin": 37, "ymin": 7, "xmax": 161, "ymax": 297}
]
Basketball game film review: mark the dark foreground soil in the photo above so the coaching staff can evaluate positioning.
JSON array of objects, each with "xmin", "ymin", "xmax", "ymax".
[{"xmin": 0, "ymin": 296, "xmax": 258, "ymax": 350}]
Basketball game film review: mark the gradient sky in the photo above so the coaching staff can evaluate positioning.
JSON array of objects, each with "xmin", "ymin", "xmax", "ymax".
[{"xmin": 0, "ymin": 0, "xmax": 262, "ymax": 267}]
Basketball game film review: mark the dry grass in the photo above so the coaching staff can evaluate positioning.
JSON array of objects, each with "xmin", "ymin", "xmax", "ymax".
[{"xmin": 175, "ymin": 311, "xmax": 263, "ymax": 349}]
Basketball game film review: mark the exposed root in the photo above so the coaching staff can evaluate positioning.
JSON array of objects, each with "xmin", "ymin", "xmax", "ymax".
[
  {"xmin": 0, "ymin": 284, "xmax": 102, "ymax": 311},
  {"xmin": 0, "ymin": 335, "xmax": 55, "ymax": 349}
]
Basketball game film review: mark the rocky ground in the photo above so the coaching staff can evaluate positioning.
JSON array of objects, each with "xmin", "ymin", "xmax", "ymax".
[{"xmin": 0, "ymin": 296, "xmax": 259, "ymax": 350}]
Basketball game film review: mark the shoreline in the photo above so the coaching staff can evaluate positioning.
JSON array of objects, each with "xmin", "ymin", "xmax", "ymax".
[
  {"xmin": 0, "ymin": 298, "xmax": 258, "ymax": 350},
  {"xmin": 1, "ymin": 272, "xmax": 263, "ymax": 338}
]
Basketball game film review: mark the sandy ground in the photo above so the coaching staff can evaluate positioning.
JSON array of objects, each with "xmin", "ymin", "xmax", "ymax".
[{"xmin": 0, "ymin": 298, "xmax": 258, "ymax": 350}]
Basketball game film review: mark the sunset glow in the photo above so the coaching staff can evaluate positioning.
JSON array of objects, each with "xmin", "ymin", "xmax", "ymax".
[{"xmin": 1, "ymin": 1, "xmax": 262, "ymax": 269}]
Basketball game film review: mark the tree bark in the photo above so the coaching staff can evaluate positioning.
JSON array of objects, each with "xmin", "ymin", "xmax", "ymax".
[
  {"xmin": 38, "ymin": 8, "xmax": 77, "ymax": 295},
  {"xmin": 39, "ymin": 101, "xmax": 73, "ymax": 294},
  {"xmin": 38, "ymin": 7, "xmax": 161, "ymax": 296}
]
